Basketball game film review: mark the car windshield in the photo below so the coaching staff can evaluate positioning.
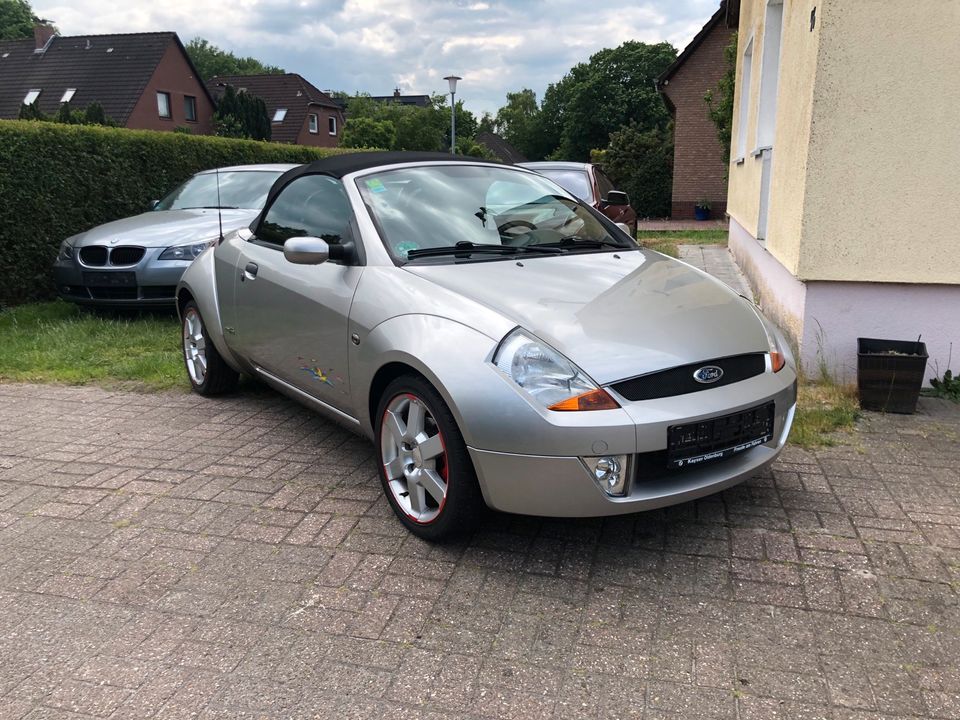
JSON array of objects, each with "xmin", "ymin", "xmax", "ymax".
[
  {"xmin": 156, "ymin": 170, "xmax": 284, "ymax": 211},
  {"xmin": 531, "ymin": 168, "xmax": 594, "ymax": 203},
  {"xmin": 357, "ymin": 165, "xmax": 633, "ymax": 264}
]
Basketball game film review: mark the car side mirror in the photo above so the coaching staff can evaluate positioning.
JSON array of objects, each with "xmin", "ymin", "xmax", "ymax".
[
  {"xmin": 616, "ymin": 222, "xmax": 632, "ymax": 236},
  {"xmin": 149, "ymin": 199, "xmax": 160, "ymax": 211},
  {"xmin": 605, "ymin": 190, "xmax": 630, "ymax": 206},
  {"xmin": 284, "ymin": 236, "xmax": 330, "ymax": 265}
]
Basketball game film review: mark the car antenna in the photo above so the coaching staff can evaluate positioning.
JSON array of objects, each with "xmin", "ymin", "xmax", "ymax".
[{"xmin": 215, "ymin": 166, "xmax": 224, "ymax": 243}]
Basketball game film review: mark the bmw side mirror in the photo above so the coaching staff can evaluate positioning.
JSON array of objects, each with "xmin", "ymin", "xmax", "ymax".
[
  {"xmin": 149, "ymin": 199, "xmax": 160, "ymax": 210},
  {"xmin": 284, "ymin": 236, "xmax": 330, "ymax": 265},
  {"xmin": 605, "ymin": 190, "xmax": 630, "ymax": 207}
]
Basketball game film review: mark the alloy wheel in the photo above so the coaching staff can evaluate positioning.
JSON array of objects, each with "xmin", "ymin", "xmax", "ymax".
[
  {"xmin": 182, "ymin": 307, "xmax": 208, "ymax": 385},
  {"xmin": 380, "ymin": 393, "xmax": 449, "ymax": 524}
]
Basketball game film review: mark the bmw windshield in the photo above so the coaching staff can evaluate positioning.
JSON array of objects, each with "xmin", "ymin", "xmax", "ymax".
[
  {"xmin": 356, "ymin": 165, "xmax": 636, "ymax": 264},
  {"xmin": 156, "ymin": 170, "xmax": 284, "ymax": 211}
]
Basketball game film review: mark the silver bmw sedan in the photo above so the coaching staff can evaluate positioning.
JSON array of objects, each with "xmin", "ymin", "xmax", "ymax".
[
  {"xmin": 176, "ymin": 152, "xmax": 797, "ymax": 540},
  {"xmin": 53, "ymin": 164, "xmax": 296, "ymax": 307}
]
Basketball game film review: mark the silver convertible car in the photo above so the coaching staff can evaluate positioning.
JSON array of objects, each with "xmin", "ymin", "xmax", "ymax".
[
  {"xmin": 53, "ymin": 164, "xmax": 296, "ymax": 307},
  {"xmin": 176, "ymin": 152, "xmax": 797, "ymax": 540}
]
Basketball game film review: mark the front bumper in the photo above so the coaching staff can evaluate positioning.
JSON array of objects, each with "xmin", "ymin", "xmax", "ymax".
[
  {"xmin": 53, "ymin": 248, "xmax": 193, "ymax": 307},
  {"xmin": 468, "ymin": 370, "xmax": 797, "ymax": 517}
]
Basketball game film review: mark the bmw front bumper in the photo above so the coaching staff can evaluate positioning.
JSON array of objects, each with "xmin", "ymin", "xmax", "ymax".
[
  {"xmin": 467, "ymin": 370, "xmax": 797, "ymax": 517},
  {"xmin": 53, "ymin": 248, "xmax": 193, "ymax": 307}
]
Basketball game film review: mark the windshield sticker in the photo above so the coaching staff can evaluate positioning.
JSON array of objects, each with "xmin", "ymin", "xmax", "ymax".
[
  {"xmin": 365, "ymin": 178, "xmax": 387, "ymax": 194},
  {"xmin": 394, "ymin": 241, "xmax": 419, "ymax": 259}
]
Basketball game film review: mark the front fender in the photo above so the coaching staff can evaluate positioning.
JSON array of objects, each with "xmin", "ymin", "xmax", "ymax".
[
  {"xmin": 176, "ymin": 248, "xmax": 243, "ymax": 373},
  {"xmin": 351, "ymin": 314, "xmax": 637, "ymax": 456}
]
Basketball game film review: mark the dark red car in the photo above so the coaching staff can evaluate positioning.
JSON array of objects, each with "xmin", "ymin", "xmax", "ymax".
[{"xmin": 519, "ymin": 161, "xmax": 637, "ymax": 235}]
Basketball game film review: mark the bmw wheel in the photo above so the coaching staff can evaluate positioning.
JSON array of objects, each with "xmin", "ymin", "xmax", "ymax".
[
  {"xmin": 181, "ymin": 301, "xmax": 239, "ymax": 396},
  {"xmin": 375, "ymin": 375, "xmax": 484, "ymax": 540}
]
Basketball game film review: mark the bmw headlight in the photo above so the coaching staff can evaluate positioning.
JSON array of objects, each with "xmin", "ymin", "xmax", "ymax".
[
  {"xmin": 58, "ymin": 241, "xmax": 73, "ymax": 261},
  {"xmin": 493, "ymin": 328, "xmax": 619, "ymax": 411},
  {"xmin": 158, "ymin": 240, "xmax": 214, "ymax": 261}
]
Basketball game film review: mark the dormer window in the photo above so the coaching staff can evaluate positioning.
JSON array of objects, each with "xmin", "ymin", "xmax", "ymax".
[
  {"xmin": 61, "ymin": 88, "xmax": 76, "ymax": 103},
  {"xmin": 23, "ymin": 89, "xmax": 41, "ymax": 105},
  {"xmin": 272, "ymin": 108, "xmax": 287, "ymax": 123}
]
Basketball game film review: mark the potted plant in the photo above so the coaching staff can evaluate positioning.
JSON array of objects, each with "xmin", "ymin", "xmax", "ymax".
[
  {"xmin": 694, "ymin": 198, "xmax": 711, "ymax": 221},
  {"xmin": 857, "ymin": 337, "xmax": 928, "ymax": 413}
]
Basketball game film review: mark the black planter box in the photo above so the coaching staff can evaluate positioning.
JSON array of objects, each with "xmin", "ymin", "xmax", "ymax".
[{"xmin": 857, "ymin": 337, "xmax": 928, "ymax": 414}]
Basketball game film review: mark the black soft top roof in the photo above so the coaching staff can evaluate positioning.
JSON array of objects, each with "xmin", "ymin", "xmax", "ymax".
[{"xmin": 258, "ymin": 151, "xmax": 503, "ymax": 218}]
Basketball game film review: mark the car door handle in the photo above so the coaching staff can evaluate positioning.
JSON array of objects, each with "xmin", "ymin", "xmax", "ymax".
[{"xmin": 242, "ymin": 262, "xmax": 258, "ymax": 281}]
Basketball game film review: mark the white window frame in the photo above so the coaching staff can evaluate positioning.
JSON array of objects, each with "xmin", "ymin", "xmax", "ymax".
[
  {"xmin": 157, "ymin": 91, "xmax": 172, "ymax": 119},
  {"xmin": 756, "ymin": 0, "xmax": 785, "ymax": 151},
  {"xmin": 23, "ymin": 89, "xmax": 41, "ymax": 105},
  {"xmin": 308, "ymin": 113, "xmax": 319, "ymax": 134},
  {"xmin": 272, "ymin": 108, "xmax": 287, "ymax": 123},
  {"xmin": 60, "ymin": 88, "xmax": 76, "ymax": 103},
  {"xmin": 735, "ymin": 36, "xmax": 754, "ymax": 162},
  {"xmin": 328, "ymin": 116, "xmax": 337, "ymax": 135}
]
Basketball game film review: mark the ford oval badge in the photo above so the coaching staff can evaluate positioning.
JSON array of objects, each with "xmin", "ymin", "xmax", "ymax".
[{"xmin": 693, "ymin": 365, "xmax": 724, "ymax": 384}]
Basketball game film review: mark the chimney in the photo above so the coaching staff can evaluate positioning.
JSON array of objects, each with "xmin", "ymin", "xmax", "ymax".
[
  {"xmin": 33, "ymin": 23, "xmax": 56, "ymax": 52},
  {"xmin": 393, "ymin": 87, "xmax": 401, "ymax": 100}
]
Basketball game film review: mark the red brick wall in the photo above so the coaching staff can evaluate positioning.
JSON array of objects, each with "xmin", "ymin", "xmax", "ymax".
[
  {"xmin": 295, "ymin": 106, "xmax": 344, "ymax": 148},
  {"xmin": 662, "ymin": 21, "xmax": 734, "ymax": 219},
  {"xmin": 127, "ymin": 42, "xmax": 214, "ymax": 134}
]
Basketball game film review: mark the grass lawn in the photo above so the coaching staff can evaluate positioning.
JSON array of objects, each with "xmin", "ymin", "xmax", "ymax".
[
  {"xmin": 789, "ymin": 381, "xmax": 860, "ymax": 448},
  {"xmin": 636, "ymin": 229, "xmax": 728, "ymax": 259},
  {"xmin": 0, "ymin": 301, "xmax": 185, "ymax": 390}
]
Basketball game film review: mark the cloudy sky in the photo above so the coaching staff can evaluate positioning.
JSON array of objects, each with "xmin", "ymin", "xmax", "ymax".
[{"xmin": 32, "ymin": 0, "xmax": 720, "ymax": 116}]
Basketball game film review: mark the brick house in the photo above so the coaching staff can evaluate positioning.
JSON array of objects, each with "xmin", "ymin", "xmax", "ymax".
[
  {"xmin": 0, "ymin": 26, "xmax": 215, "ymax": 133},
  {"xmin": 208, "ymin": 74, "xmax": 344, "ymax": 148},
  {"xmin": 656, "ymin": 3, "xmax": 735, "ymax": 219}
]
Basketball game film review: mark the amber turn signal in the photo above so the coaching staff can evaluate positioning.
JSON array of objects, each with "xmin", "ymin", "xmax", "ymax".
[
  {"xmin": 548, "ymin": 388, "xmax": 620, "ymax": 411},
  {"xmin": 771, "ymin": 351, "xmax": 786, "ymax": 372}
]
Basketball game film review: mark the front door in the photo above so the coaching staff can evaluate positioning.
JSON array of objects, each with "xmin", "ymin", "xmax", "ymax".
[{"xmin": 231, "ymin": 174, "xmax": 362, "ymax": 415}]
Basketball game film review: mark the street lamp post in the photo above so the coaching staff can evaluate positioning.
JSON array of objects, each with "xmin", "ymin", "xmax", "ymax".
[{"xmin": 444, "ymin": 75, "xmax": 461, "ymax": 155}]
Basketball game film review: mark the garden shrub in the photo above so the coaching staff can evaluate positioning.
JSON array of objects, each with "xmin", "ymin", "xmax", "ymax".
[{"xmin": 0, "ymin": 120, "xmax": 361, "ymax": 305}]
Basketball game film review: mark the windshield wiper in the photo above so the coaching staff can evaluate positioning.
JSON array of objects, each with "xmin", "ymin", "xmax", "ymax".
[
  {"xmin": 184, "ymin": 205, "xmax": 240, "ymax": 210},
  {"xmin": 405, "ymin": 241, "xmax": 563, "ymax": 261},
  {"xmin": 556, "ymin": 236, "xmax": 626, "ymax": 249}
]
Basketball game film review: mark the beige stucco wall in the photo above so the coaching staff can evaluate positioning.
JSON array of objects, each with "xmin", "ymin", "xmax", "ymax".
[
  {"xmin": 726, "ymin": 0, "xmax": 820, "ymax": 276},
  {"xmin": 729, "ymin": 0, "xmax": 960, "ymax": 286},
  {"xmin": 798, "ymin": 0, "xmax": 960, "ymax": 284}
]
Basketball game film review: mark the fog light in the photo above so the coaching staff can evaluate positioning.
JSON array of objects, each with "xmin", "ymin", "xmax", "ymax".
[{"xmin": 581, "ymin": 454, "xmax": 630, "ymax": 497}]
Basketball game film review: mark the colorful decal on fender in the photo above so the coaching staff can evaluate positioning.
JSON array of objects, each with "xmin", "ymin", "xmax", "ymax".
[{"xmin": 298, "ymin": 357, "xmax": 337, "ymax": 387}]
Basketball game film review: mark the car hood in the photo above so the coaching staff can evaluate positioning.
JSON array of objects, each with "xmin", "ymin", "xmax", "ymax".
[
  {"xmin": 68, "ymin": 209, "xmax": 259, "ymax": 248},
  {"xmin": 404, "ymin": 250, "xmax": 769, "ymax": 385}
]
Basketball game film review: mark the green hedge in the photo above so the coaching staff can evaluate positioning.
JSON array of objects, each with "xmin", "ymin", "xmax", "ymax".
[{"xmin": 0, "ymin": 120, "xmax": 360, "ymax": 306}]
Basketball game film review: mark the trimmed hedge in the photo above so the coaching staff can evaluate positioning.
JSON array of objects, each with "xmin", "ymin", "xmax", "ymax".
[{"xmin": 0, "ymin": 120, "xmax": 360, "ymax": 306}]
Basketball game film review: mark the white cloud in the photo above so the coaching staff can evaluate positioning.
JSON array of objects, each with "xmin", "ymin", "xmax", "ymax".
[{"xmin": 33, "ymin": 0, "xmax": 721, "ymax": 115}]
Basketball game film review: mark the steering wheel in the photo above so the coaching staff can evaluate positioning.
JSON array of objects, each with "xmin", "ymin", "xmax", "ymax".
[{"xmin": 497, "ymin": 220, "xmax": 537, "ymax": 243}]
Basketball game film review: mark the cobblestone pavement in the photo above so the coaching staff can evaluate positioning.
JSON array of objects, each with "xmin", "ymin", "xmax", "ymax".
[{"xmin": 0, "ymin": 382, "xmax": 958, "ymax": 720}]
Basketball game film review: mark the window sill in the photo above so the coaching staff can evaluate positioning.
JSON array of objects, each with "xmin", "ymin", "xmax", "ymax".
[
  {"xmin": 751, "ymin": 146, "xmax": 772, "ymax": 158},
  {"xmin": 734, "ymin": 156, "xmax": 745, "ymax": 165}
]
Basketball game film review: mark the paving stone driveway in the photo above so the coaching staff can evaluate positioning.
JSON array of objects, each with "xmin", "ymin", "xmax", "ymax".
[{"xmin": 0, "ymin": 382, "xmax": 958, "ymax": 719}]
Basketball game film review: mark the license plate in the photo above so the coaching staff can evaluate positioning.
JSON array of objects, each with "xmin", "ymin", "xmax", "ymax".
[
  {"xmin": 83, "ymin": 271, "xmax": 136, "ymax": 287},
  {"xmin": 667, "ymin": 403, "xmax": 775, "ymax": 469}
]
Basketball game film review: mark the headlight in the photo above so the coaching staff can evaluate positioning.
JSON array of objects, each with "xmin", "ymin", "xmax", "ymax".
[
  {"xmin": 158, "ymin": 240, "xmax": 214, "ymax": 261},
  {"xmin": 58, "ymin": 241, "xmax": 73, "ymax": 261},
  {"xmin": 493, "ymin": 328, "xmax": 620, "ymax": 411}
]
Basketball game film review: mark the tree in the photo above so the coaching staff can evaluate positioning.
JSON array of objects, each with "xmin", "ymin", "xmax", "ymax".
[
  {"xmin": 477, "ymin": 112, "xmax": 495, "ymax": 134},
  {"xmin": 598, "ymin": 122, "xmax": 674, "ymax": 218},
  {"xmin": 705, "ymin": 31, "xmax": 737, "ymax": 170},
  {"xmin": 186, "ymin": 37, "xmax": 283, "ymax": 82},
  {"xmin": 341, "ymin": 117, "xmax": 397, "ymax": 149},
  {"xmin": 213, "ymin": 85, "xmax": 271, "ymax": 141},
  {"xmin": 18, "ymin": 99, "xmax": 115, "ymax": 126},
  {"xmin": 494, "ymin": 89, "xmax": 547, "ymax": 159},
  {"xmin": 0, "ymin": 0, "xmax": 32, "ymax": 39}
]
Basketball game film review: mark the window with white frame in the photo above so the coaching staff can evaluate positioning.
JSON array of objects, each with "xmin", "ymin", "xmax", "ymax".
[
  {"xmin": 23, "ymin": 89, "xmax": 41, "ymax": 105},
  {"xmin": 157, "ymin": 91, "xmax": 171, "ymax": 119},
  {"xmin": 60, "ymin": 88, "xmax": 76, "ymax": 103},
  {"xmin": 736, "ymin": 38, "xmax": 753, "ymax": 160},
  {"xmin": 756, "ymin": 0, "xmax": 785, "ymax": 149},
  {"xmin": 328, "ymin": 116, "xmax": 337, "ymax": 135},
  {"xmin": 272, "ymin": 108, "xmax": 287, "ymax": 122},
  {"xmin": 308, "ymin": 113, "xmax": 319, "ymax": 133}
]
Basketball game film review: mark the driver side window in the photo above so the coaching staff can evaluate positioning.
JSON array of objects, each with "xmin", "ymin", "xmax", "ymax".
[{"xmin": 257, "ymin": 175, "xmax": 352, "ymax": 247}]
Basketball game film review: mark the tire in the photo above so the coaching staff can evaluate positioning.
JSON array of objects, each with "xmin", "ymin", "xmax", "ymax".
[
  {"xmin": 375, "ymin": 374, "xmax": 485, "ymax": 541},
  {"xmin": 181, "ymin": 301, "xmax": 239, "ymax": 396}
]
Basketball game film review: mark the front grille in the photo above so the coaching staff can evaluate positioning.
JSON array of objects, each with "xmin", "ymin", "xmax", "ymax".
[
  {"xmin": 109, "ymin": 246, "xmax": 145, "ymax": 265},
  {"xmin": 89, "ymin": 286, "xmax": 138, "ymax": 300},
  {"xmin": 79, "ymin": 246, "xmax": 108, "ymax": 266},
  {"xmin": 141, "ymin": 285, "xmax": 176, "ymax": 299},
  {"xmin": 611, "ymin": 353, "xmax": 766, "ymax": 401}
]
